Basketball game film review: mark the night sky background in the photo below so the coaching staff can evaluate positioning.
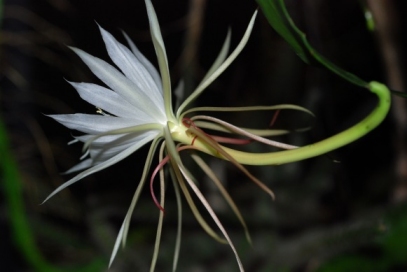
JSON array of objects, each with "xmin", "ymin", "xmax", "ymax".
[{"xmin": 1, "ymin": 0, "xmax": 407, "ymax": 271}]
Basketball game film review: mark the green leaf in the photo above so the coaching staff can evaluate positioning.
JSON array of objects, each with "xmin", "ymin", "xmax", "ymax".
[
  {"xmin": 0, "ymin": 117, "xmax": 55, "ymax": 271},
  {"xmin": 257, "ymin": 0, "xmax": 368, "ymax": 88}
]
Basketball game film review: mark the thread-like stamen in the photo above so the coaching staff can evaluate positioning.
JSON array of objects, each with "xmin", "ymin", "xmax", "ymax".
[
  {"xmin": 182, "ymin": 117, "xmax": 194, "ymax": 128},
  {"xmin": 269, "ymin": 109, "xmax": 280, "ymax": 127},
  {"xmin": 183, "ymin": 118, "xmax": 204, "ymax": 146},
  {"xmin": 150, "ymin": 145, "xmax": 201, "ymax": 212},
  {"xmin": 185, "ymin": 117, "xmax": 254, "ymax": 146},
  {"xmin": 150, "ymin": 157, "xmax": 169, "ymax": 213},
  {"xmin": 186, "ymin": 125, "xmax": 276, "ymax": 200},
  {"xmin": 192, "ymin": 115, "xmax": 298, "ymax": 150}
]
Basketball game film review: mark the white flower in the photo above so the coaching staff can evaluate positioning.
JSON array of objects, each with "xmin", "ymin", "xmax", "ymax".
[
  {"xmin": 40, "ymin": 0, "xmax": 395, "ymax": 268},
  {"xmin": 46, "ymin": 0, "xmax": 257, "ymax": 203},
  {"xmin": 45, "ymin": 1, "xmax": 306, "ymax": 270},
  {"xmin": 44, "ymin": 0, "xmax": 264, "ymax": 270}
]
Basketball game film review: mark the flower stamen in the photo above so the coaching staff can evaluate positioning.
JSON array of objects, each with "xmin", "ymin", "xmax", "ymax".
[
  {"xmin": 150, "ymin": 144, "xmax": 202, "ymax": 212},
  {"xmin": 150, "ymin": 154, "xmax": 169, "ymax": 213},
  {"xmin": 269, "ymin": 109, "xmax": 280, "ymax": 127}
]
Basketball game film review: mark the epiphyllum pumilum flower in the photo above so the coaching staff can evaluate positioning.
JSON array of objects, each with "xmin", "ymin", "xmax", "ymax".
[
  {"xmin": 45, "ymin": 3, "xmax": 276, "ymax": 270},
  {"xmin": 45, "ymin": 0, "xmax": 391, "ymax": 271}
]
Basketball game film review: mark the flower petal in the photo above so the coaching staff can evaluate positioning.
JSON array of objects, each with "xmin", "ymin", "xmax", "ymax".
[
  {"xmin": 65, "ymin": 131, "xmax": 160, "ymax": 174},
  {"xmin": 42, "ymin": 132, "xmax": 157, "ymax": 204},
  {"xmin": 90, "ymin": 142, "xmax": 135, "ymax": 163},
  {"xmin": 200, "ymin": 29, "xmax": 231, "ymax": 84},
  {"xmin": 144, "ymin": 0, "xmax": 173, "ymax": 120},
  {"xmin": 177, "ymin": 11, "xmax": 258, "ymax": 115},
  {"xmin": 70, "ymin": 47, "xmax": 166, "ymax": 123},
  {"xmin": 122, "ymin": 31, "xmax": 162, "ymax": 93},
  {"xmin": 89, "ymin": 132, "xmax": 159, "ymax": 162},
  {"xmin": 48, "ymin": 114, "xmax": 144, "ymax": 134},
  {"xmin": 64, "ymin": 158, "xmax": 93, "ymax": 174},
  {"xmin": 99, "ymin": 26, "xmax": 164, "ymax": 107},
  {"xmin": 68, "ymin": 81, "xmax": 151, "ymax": 119},
  {"xmin": 74, "ymin": 134, "xmax": 123, "ymax": 145}
]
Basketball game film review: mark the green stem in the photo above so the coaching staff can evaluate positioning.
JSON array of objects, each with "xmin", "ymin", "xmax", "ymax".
[{"xmin": 173, "ymin": 81, "xmax": 391, "ymax": 165}]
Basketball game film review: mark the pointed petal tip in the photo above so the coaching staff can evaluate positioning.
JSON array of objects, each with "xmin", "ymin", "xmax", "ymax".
[
  {"xmin": 68, "ymin": 46, "xmax": 85, "ymax": 58},
  {"xmin": 67, "ymin": 45, "xmax": 77, "ymax": 52},
  {"xmin": 41, "ymin": 193, "xmax": 54, "ymax": 205},
  {"xmin": 97, "ymin": 23, "xmax": 109, "ymax": 36}
]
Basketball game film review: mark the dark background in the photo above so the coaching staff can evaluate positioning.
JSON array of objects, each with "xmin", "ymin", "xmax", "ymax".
[{"xmin": 1, "ymin": 0, "xmax": 407, "ymax": 271}]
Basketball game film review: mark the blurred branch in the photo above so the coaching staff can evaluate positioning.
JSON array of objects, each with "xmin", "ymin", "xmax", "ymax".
[
  {"xmin": 181, "ymin": 0, "xmax": 206, "ymax": 70},
  {"xmin": 366, "ymin": 0, "xmax": 407, "ymax": 202},
  {"xmin": 173, "ymin": 0, "xmax": 206, "ymax": 96},
  {"xmin": 3, "ymin": 5, "xmax": 72, "ymax": 44}
]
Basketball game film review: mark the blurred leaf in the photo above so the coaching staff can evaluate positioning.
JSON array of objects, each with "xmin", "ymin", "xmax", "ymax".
[
  {"xmin": 257, "ymin": 0, "xmax": 368, "ymax": 87},
  {"xmin": 317, "ymin": 203, "xmax": 407, "ymax": 272},
  {"xmin": 381, "ymin": 204, "xmax": 407, "ymax": 264},
  {"xmin": 0, "ymin": 117, "xmax": 56, "ymax": 271},
  {"xmin": 0, "ymin": 117, "xmax": 105, "ymax": 271}
]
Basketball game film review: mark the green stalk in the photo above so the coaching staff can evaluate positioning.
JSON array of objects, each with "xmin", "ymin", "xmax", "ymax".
[{"xmin": 173, "ymin": 82, "xmax": 390, "ymax": 165}]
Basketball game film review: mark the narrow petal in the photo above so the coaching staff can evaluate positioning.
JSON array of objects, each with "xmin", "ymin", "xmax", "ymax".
[
  {"xmin": 90, "ymin": 142, "xmax": 138, "ymax": 163},
  {"xmin": 63, "ymin": 158, "xmax": 93, "ymax": 174},
  {"xmin": 179, "ymin": 166, "xmax": 244, "ymax": 272},
  {"xmin": 170, "ymin": 176, "xmax": 182, "ymax": 272},
  {"xmin": 144, "ymin": 0, "xmax": 174, "ymax": 120},
  {"xmin": 109, "ymin": 220, "xmax": 126, "ymax": 268},
  {"xmin": 177, "ymin": 11, "xmax": 258, "ymax": 115},
  {"xmin": 109, "ymin": 137, "xmax": 160, "ymax": 267},
  {"xmin": 70, "ymin": 47, "xmax": 166, "ymax": 123},
  {"xmin": 42, "ymin": 132, "xmax": 157, "ymax": 204},
  {"xmin": 49, "ymin": 114, "xmax": 144, "ymax": 134},
  {"xmin": 200, "ymin": 29, "xmax": 231, "ymax": 84},
  {"xmin": 99, "ymin": 26, "xmax": 164, "ymax": 107},
  {"xmin": 74, "ymin": 134, "xmax": 122, "ymax": 145},
  {"xmin": 122, "ymin": 31, "xmax": 163, "ymax": 92},
  {"xmin": 89, "ymin": 132, "xmax": 159, "ymax": 163},
  {"xmin": 68, "ymin": 81, "xmax": 149, "ymax": 119}
]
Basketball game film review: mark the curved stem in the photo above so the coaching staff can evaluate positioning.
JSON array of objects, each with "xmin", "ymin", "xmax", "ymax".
[{"xmin": 173, "ymin": 82, "xmax": 391, "ymax": 165}]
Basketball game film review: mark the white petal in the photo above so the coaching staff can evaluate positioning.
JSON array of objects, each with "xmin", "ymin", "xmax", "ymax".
[
  {"xmin": 48, "ymin": 114, "xmax": 143, "ymax": 134},
  {"xmin": 99, "ymin": 26, "xmax": 164, "ymax": 107},
  {"xmin": 64, "ymin": 158, "xmax": 93, "ymax": 174},
  {"xmin": 90, "ymin": 142, "xmax": 134, "ymax": 163},
  {"xmin": 200, "ymin": 29, "xmax": 231, "ymax": 84},
  {"xmin": 42, "ymin": 132, "xmax": 157, "ymax": 204},
  {"xmin": 74, "ymin": 134, "xmax": 123, "ymax": 145},
  {"xmin": 69, "ymin": 81, "xmax": 151, "ymax": 119},
  {"xmin": 144, "ymin": 0, "xmax": 173, "ymax": 118},
  {"xmin": 177, "ymin": 11, "xmax": 257, "ymax": 115},
  {"xmin": 74, "ymin": 130, "xmax": 158, "ymax": 148},
  {"xmin": 179, "ymin": 166, "xmax": 244, "ymax": 271},
  {"xmin": 122, "ymin": 31, "xmax": 163, "ymax": 93},
  {"xmin": 89, "ymin": 132, "xmax": 158, "ymax": 162},
  {"xmin": 110, "ymin": 220, "xmax": 126, "ymax": 267},
  {"xmin": 70, "ymin": 47, "xmax": 166, "ymax": 123},
  {"xmin": 110, "ymin": 138, "xmax": 160, "ymax": 267},
  {"xmin": 66, "ymin": 131, "xmax": 160, "ymax": 173}
]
